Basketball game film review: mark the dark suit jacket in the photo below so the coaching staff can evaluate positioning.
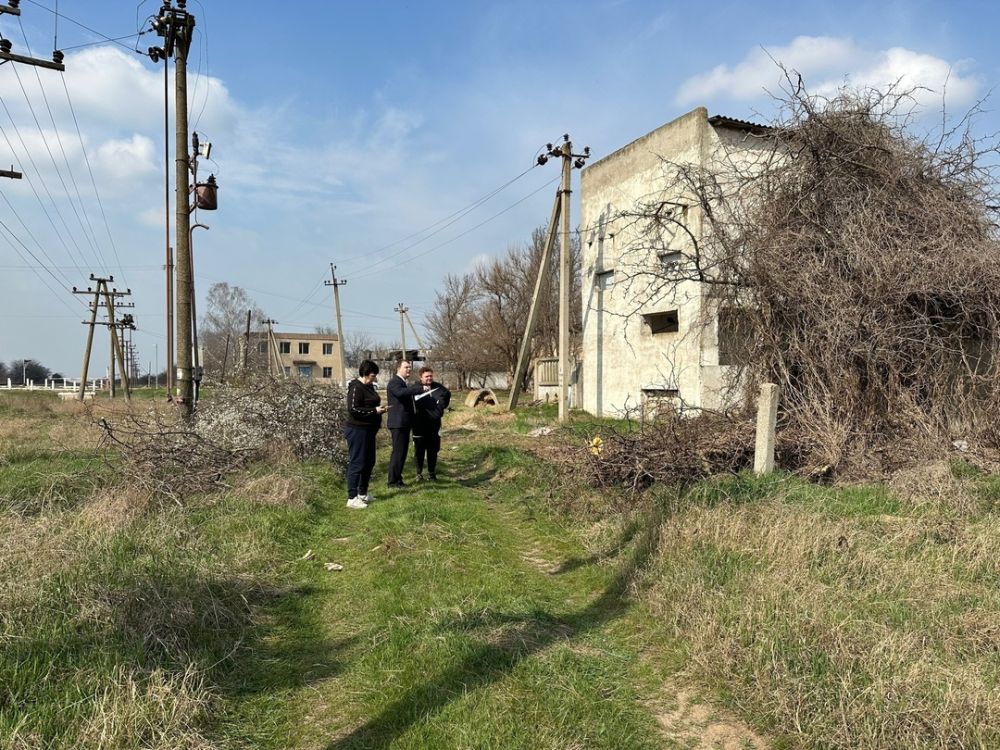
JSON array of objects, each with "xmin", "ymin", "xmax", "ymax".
[
  {"xmin": 413, "ymin": 381, "xmax": 452, "ymax": 437},
  {"xmin": 386, "ymin": 374, "xmax": 426, "ymax": 429}
]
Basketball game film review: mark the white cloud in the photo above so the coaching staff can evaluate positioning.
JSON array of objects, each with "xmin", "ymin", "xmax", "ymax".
[{"xmin": 676, "ymin": 36, "xmax": 979, "ymax": 111}]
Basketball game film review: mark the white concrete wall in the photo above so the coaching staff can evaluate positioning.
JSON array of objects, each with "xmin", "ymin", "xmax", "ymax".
[{"xmin": 580, "ymin": 107, "xmax": 774, "ymax": 417}]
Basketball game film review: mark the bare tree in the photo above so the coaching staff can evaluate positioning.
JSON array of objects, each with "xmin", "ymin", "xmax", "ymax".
[
  {"xmin": 426, "ymin": 225, "xmax": 582, "ymax": 390},
  {"xmin": 200, "ymin": 283, "xmax": 265, "ymax": 382}
]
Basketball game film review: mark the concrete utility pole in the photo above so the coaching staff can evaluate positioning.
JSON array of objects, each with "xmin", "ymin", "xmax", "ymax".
[
  {"xmin": 262, "ymin": 318, "xmax": 283, "ymax": 378},
  {"xmin": 508, "ymin": 135, "xmax": 590, "ymax": 418},
  {"xmin": 74, "ymin": 275, "xmax": 132, "ymax": 401},
  {"xmin": 508, "ymin": 189, "xmax": 561, "ymax": 411},
  {"xmin": 325, "ymin": 264, "xmax": 348, "ymax": 386},
  {"xmin": 152, "ymin": 1, "xmax": 196, "ymax": 413},
  {"xmin": 404, "ymin": 309, "xmax": 426, "ymax": 354},
  {"xmin": 395, "ymin": 303, "xmax": 408, "ymax": 362}
]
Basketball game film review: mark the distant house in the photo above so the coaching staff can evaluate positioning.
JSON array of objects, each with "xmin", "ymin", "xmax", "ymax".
[
  {"xmin": 250, "ymin": 331, "xmax": 343, "ymax": 381},
  {"xmin": 579, "ymin": 107, "xmax": 773, "ymax": 417}
]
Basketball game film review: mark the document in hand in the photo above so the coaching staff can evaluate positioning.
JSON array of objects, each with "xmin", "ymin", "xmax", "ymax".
[{"xmin": 414, "ymin": 388, "xmax": 439, "ymax": 402}]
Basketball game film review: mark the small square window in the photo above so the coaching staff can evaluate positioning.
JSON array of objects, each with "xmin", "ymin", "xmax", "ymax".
[
  {"xmin": 257, "ymin": 341, "xmax": 267, "ymax": 354},
  {"xmin": 279, "ymin": 341, "xmax": 290, "ymax": 354},
  {"xmin": 595, "ymin": 269, "xmax": 615, "ymax": 290},
  {"xmin": 322, "ymin": 367, "xmax": 333, "ymax": 378},
  {"xmin": 658, "ymin": 251, "xmax": 685, "ymax": 272},
  {"xmin": 298, "ymin": 342, "xmax": 310, "ymax": 355},
  {"xmin": 283, "ymin": 366, "xmax": 291, "ymax": 377},
  {"xmin": 642, "ymin": 310, "xmax": 679, "ymax": 334},
  {"xmin": 322, "ymin": 343, "xmax": 333, "ymax": 355}
]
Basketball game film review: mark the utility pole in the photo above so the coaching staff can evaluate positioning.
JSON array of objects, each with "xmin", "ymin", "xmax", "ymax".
[
  {"xmin": 394, "ymin": 303, "xmax": 408, "ymax": 362},
  {"xmin": 403, "ymin": 308, "xmax": 426, "ymax": 355},
  {"xmin": 152, "ymin": 1, "xmax": 196, "ymax": 413},
  {"xmin": 507, "ymin": 135, "xmax": 589, "ymax": 416},
  {"xmin": 242, "ymin": 309, "xmax": 251, "ymax": 371},
  {"xmin": 325, "ymin": 264, "xmax": 348, "ymax": 386},
  {"xmin": 262, "ymin": 318, "xmax": 284, "ymax": 378},
  {"xmin": 74, "ymin": 275, "xmax": 132, "ymax": 401}
]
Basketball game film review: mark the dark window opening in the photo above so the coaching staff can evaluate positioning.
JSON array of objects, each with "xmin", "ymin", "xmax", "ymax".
[
  {"xmin": 298, "ymin": 342, "xmax": 310, "ymax": 355},
  {"xmin": 658, "ymin": 251, "xmax": 685, "ymax": 272},
  {"xmin": 279, "ymin": 341, "xmax": 290, "ymax": 354},
  {"xmin": 642, "ymin": 310, "xmax": 679, "ymax": 334}
]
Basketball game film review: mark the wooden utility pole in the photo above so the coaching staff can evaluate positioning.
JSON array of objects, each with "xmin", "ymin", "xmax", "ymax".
[
  {"xmin": 325, "ymin": 264, "xmax": 348, "ymax": 386},
  {"xmin": 395, "ymin": 303, "xmax": 408, "ymax": 361},
  {"xmin": 153, "ymin": 1, "xmax": 196, "ymax": 413}
]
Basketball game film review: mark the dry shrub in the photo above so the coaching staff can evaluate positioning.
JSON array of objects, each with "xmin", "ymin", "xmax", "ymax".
[
  {"xmin": 581, "ymin": 411, "xmax": 755, "ymax": 494},
  {"xmin": 98, "ymin": 378, "xmax": 347, "ymax": 501},
  {"xmin": 196, "ymin": 377, "xmax": 347, "ymax": 466},
  {"xmin": 97, "ymin": 408, "xmax": 255, "ymax": 502},
  {"xmin": 76, "ymin": 665, "xmax": 216, "ymax": 750},
  {"xmin": 615, "ymin": 82, "xmax": 1000, "ymax": 477}
]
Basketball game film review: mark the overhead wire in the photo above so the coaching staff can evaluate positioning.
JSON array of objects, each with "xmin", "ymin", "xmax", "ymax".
[
  {"xmin": 0, "ymin": 188, "xmax": 76, "ymax": 288},
  {"xmin": 349, "ymin": 176, "xmax": 560, "ymax": 281},
  {"xmin": 17, "ymin": 17, "xmax": 108, "ymax": 273},
  {"xmin": 0, "ymin": 216, "xmax": 84, "ymax": 315},
  {"xmin": 0, "ymin": 87, "xmax": 90, "ymax": 272},
  {"xmin": 59, "ymin": 71, "xmax": 130, "ymax": 288},
  {"xmin": 4, "ymin": 43, "xmax": 105, "ymax": 270},
  {"xmin": 23, "ymin": 0, "xmax": 147, "ymax": 56},
  {"xmin": 337, "ymin": 163, "xmax": 539, "ymax": 267}
]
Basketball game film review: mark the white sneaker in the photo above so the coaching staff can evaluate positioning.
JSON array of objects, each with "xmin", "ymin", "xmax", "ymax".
[
  {"xmin": 346, "ymin": 496, "xmax": 368, "ymax": 509},
  {"xmin": 359, "ymin": 493, "xmax": 375, "ymax": 503}
]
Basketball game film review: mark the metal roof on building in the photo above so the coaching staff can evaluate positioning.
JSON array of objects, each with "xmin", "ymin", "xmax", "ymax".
[{"xmin": 707, "ymin": 114, "xmax": 773, "ymax": 134}]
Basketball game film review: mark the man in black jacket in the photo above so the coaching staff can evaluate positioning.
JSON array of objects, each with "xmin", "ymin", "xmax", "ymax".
[
  {"xmin": 386, "ymin": 360, "xmax": 429, "ymax": 488},
  {"xmin": 412, "ymin": 366, "xmax": 451, "ymax": 481}
]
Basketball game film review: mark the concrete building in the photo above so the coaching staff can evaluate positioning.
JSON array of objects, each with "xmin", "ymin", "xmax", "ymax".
[
  {"xmin": 579, "ymin": 107, "xmax": 773, "ymax": 417},
  {"xmin": 251, "ymin": 331, "xmax": 343, "ymax": 381}
]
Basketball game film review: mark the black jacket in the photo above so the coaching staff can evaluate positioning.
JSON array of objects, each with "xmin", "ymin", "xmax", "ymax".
[
  {"xmin": 386, "ymin": 374, "xmax": 427, "ymax": 429},
  {"xmin": 345, "ymin": 379, "xmax": 382, "ymax": 430},
  {"xmin": 413, "ymin": 381, "xmax": 452, "ymax": 438}
]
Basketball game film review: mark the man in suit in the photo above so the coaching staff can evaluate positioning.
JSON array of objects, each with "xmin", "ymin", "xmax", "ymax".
[
  {"xmin": 386, "ymin": 360, "xmax": 430, "ymax": 488},
  {"xmin": 412, "ymin": 366, "xmax": 452, "ymax": 481}
]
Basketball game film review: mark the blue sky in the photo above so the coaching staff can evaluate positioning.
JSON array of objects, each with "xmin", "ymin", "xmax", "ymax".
[{"xmin": 1, "ymin": 0, "xmax": 998, "ymax": 374}]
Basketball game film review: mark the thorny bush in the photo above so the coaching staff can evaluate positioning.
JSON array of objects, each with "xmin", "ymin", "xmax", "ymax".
[{"xmin": 99, "ymin": 378, "xmax": 346, "ymax": 501}]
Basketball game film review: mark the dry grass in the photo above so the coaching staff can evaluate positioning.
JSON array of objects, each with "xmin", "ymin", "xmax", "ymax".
[
  {"xmin": 643, "ymin": 473, "xmax": 1000, "ymax": 748},
  {"xmin": 75, "ymin": 665, "xmax": 216, "ymax": 750},
  {"xmin": 231, "ymin": 463, "xmax": 309, "ymax": 507}
]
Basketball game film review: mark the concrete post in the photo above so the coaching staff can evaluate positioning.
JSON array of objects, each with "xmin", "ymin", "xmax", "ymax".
[{"xmin": 753, "ymin": 383, "xmax": 779, "ymax": 475}]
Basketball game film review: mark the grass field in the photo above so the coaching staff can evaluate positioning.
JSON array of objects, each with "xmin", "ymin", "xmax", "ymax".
[{"xmin": 1, "ymin": 392, "xmax": 998, "ymax": 748}]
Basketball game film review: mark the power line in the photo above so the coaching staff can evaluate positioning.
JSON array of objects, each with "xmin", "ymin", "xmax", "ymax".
[
  {"xmin": 5, "ymin": 56, "xmax": 104, "ymax": 269},
  {"xmin": 23, "ymin": 0, "xmax": 148, "ymax": 56},
  {"xmin": 18, "ymin": 17, "xmax": 108, "ymax": 272},
  {"xmin": 350, "ymin": 176, "xmax": 560, "ymax": 281},
  {"xmin": 337, "ymin": 164, "xmax": 538, "ymax": 267},
  {"xmin": 0, "ymin": 87, "xmax": 90, "ymax": 272},
  {"xmin": 0, "ymin": 216, "xmax": 82, "ymax": 315},
  {"xmin": 59, "ymin": 71, "xmax": 129, "ymax": 288}
]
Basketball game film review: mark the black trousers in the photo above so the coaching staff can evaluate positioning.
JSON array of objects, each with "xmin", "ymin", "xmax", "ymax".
[
  {"xmin": 388, "ymin": 427, "xmax": 411, "ymax": 485},
  {"xmin": 413, "ymin": 433, "xmax": 441, "ymax": 476},
  {"xmin": 344, "ymin": 425, "xmax": 377, "ymax": 499}
]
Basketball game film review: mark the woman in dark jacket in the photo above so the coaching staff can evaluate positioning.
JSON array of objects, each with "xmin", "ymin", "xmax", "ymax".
[{"xmin": 344, "ymin": 359, "xmax": 387, "ymax": 509}]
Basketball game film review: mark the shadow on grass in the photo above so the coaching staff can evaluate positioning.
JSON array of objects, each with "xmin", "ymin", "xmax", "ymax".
[
  {"xmin": 325, "ymin": 507, "xmax": 664, "ymax": 749},
  {"xmin": 2, "ymin": 574, "xmax": 352, "ymax": 741}
]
